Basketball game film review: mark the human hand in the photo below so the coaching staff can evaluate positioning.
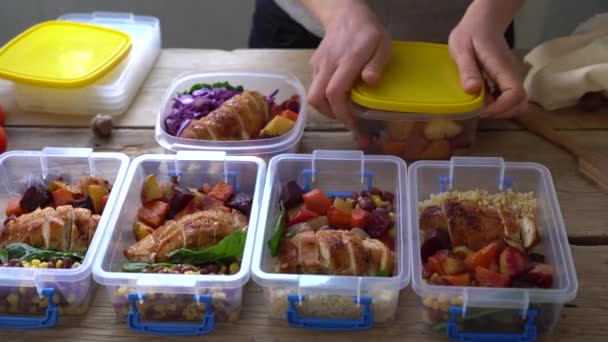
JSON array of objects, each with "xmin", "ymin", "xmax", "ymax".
[
  {"xmin": 449, "ymin": 0, "xmax": 528, "ymax": 119},
  {"xmin": 306, "ymin": 0, "xmax": 391, "ymax": 127}
]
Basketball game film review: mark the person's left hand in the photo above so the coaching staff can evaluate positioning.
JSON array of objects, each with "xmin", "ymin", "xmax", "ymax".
[{"xmin": 448, "ymin": 2, "xmax": 528, "ymax": 119}]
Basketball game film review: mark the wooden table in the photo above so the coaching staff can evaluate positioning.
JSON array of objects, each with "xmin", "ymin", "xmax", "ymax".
[{"xmin": 1, "ymin": 49, "xmax": 608, "ymax": 342}]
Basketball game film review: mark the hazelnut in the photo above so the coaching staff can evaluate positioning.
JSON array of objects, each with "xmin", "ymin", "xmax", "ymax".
[{"xmin": 91, "ymin": 113, "xmax": 113, "ymax": 138}]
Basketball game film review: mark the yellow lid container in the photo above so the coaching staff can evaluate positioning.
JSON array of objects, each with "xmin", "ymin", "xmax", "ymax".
[
  {"xmin": 0, "ymin": 21, "xmax": 132, "ymax": 88},
  {"xmin": 351, "ymin": 41, "xmax": 484, "ymax": 115}
]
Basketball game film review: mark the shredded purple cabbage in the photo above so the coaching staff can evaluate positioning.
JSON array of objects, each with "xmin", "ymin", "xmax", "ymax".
[{"xmin": 164, "ymin": 87, "xmax": 243, "ymax": 136}]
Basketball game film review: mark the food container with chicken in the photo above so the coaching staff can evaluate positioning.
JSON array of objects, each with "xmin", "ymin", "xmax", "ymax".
[
  {"xmin": 0, "ymin": 148, "xmax": 129, "ymax": 329},
  {"xmin": 92, "ymin": 151, "xmax": 265, "ymax": 335},
  {"xmin": 252, "ymin": 150, "xmax": 409, "ymax": 330},
  {"xmin": 408, "ymin": 157, "xmax": 578, "ymax": 340},
  {"xmin": 350, "ymin": 41, "xmax": 484, "ymax": 162},
  {"xmin": 155, "ymin": 72, "xmax": 307, "ymax": 159}
]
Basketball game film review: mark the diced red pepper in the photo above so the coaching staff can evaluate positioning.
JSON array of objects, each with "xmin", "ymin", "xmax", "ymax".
[
  {"xmin": 5, "ymin": 197, "xmax": 23, "ymax": 217},
  {"xmin": 280, "ymin": 109, "xmax": 299, "ymax": 121},
  {"xmin": 328, "ymin": 206, "xmax": 351, "ymax": 229},
  {"xmin": 208, "ymin": 181, "xmax": 234, "ymax": 202},
  {"xmin": 288, "ymin": 206, "xmax": 319, "ymax": 226},
  {"xmin": 100, "ymin": 194, "xmax": 110, "ymax": 213},
  {"xmin": 51, "ymin": 187, "xmax": 75, "ymax": 207},
  {"xmin": 137, "ymin": 201, "xmax": 170, "ymax": 228},
  {"xmin": 350, "ymin": 208, "xmax": 371, "ymax": 228},
  {"xmin": 302, "ymin": 189, "xmax": 332, "ymax": 215}
]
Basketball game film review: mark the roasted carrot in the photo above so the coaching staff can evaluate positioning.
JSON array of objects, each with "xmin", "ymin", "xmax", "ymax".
[
  {"xmin": 302, "ymin": 189, "xmax": 332, "ymax": 215},
  {"xmin": 51, "ymin": 187, "xmax": 75, "ymax": 207},
  {"xmin": 280, "ymin": 109, "xmax": 299, "ymax": 121},
  {"xmin": 5, "ymin": 197, "xmax": 23, "ymax": 217},
  {"xmin": 208, "ymin": 181, "xmax": 234, "ymax": 202},
  {"xmin": 137, "ymin": 201, "xmax": 170, "ymax": 228}
]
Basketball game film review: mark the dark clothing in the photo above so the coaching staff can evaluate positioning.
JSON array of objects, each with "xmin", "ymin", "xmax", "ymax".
[{"xmin": 249, "ymin": 0, "xmax": 515, "ymax": 49}]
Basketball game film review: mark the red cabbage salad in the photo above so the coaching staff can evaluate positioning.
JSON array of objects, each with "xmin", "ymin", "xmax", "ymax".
[{"xmin": 164, "ymin": 81, "xmax": 301, "ymax": 138}]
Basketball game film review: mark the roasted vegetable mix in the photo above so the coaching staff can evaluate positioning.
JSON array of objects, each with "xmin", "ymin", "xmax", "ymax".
[
  {"xmin": 121, "ymin": 174, "xmax": 252, "ymax": 275},
  {"xmin": 268, "ymin": 181, "xmax": 397, "ymax": 277}
]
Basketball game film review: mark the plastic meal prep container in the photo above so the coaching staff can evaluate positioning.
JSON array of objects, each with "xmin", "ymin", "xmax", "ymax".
[
  {"xmin": 350, "ymin": 41, "xmax": 484, "ymax": 162},
  {"xmin": 155, "ymin": 72, "xmax": 307, "ymax": 160},
  {"xmin": 92, "ymin": 151, "xmax": 265, "ymax": 336},
  {"xmin": 0, "ymin": 147, "xmax": 129, "ymax": 329},
  {"xmin": 251, "ymin": 150, "xmax": 409, "ymax": 330},
  {"xmin": 11, "ymin": 12, "xmax": 161, "ymax": 116},
  {"xmin": 408, "ymin": 157, "xmax": 578, "ymax": 341}
]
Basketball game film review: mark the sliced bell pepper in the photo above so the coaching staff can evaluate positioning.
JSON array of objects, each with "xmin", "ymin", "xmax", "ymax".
[{"xmin": 288, "ymin": 206, "xmax": 319, "ymax": 226}]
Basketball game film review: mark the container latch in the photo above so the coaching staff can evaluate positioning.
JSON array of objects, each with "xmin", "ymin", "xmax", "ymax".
[
  {"xmin": 442, "ymin": 157, "xmax": 509, "ymax": 192},
  {"xmin": 0, "ymin": 288, "xmax": 58, "ymax": 329},
  {"xmin": 40, "ymin": 147, "xmax": 94, "ymax": 180}
]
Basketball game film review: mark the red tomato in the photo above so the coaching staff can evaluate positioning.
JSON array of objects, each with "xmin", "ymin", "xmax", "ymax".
[{"xmin": 0, "ymin": 127, "xmax": 7, "ymax": 153}]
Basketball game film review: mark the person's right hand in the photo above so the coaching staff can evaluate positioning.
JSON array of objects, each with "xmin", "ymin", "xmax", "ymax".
[{"xmin": 307, "ymin": 0, "xmax": 391, "ymax": 128}]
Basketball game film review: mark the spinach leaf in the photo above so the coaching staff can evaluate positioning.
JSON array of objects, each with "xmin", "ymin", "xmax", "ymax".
[
  {"xmin": 5, "ymin": 243, "xmax": 85, "ymax": 262},
  {"xmin": 0, "ymin": 248, "xmax": 8, "ymax": 264},
  {"xmin": 267, "ymin": 204, "xmax": 286, "ymax": 257},
  {"xmin": 120, "ymin": 262, "xmax": 175, "ymax": 273},
  {"xmin": 167, "ymin": 229, "xmax": 247, "ymax": 265},
  {"xmin": 375, "ymin": 270, "xmax": 391, "ymax": 277}
]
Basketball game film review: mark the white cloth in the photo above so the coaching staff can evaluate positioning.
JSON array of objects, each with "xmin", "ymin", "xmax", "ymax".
[{"xmin": 524, "ymin": 13, "xmax": 608, "ymax": 110}]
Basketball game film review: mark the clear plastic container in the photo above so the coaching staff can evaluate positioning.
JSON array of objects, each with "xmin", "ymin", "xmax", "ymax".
[
  {"xmin": 251, "ymin": 150, "xmax": 409, "ymax": 330},
  {"xmin": 155, "ymin": 72, "xmax": 307, "ymax": 160},
  {"xmin": 13, "ymin": 12, "xmax": 161, "ymax": 116},
  {"xmin": 0, "ymin": 147, "xmax": 129, "ymax": 329},
  {"xmin": 92, "ymin": 151, "xmax": 265, "ymax": 336},
  {"xmin": 408, "ymin": 157, "xmax": 578, "ymax": 340},
  {"xmin": 350, "ymin": 41, "xmax": 483, "ymax": 162}
]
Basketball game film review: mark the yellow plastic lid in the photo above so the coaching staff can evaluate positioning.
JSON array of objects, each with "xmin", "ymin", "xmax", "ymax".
[
  {"xmin": 351, "ymin": 41, "xmax": 484, "ymax": 115},
  {"xmin": 0, "ymin": 20, "xmax": 132, "ymax": 88}
]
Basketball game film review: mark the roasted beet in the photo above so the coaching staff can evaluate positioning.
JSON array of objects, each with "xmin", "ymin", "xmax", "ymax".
[
  {"xmin": 226, "ymin": 192, "xmax": 253, "ymax": 215},
  {"xmin": 170, "ymin": 186, "xmax": 195, "ymax": 211},
  {"xmin": 369, "ymin": 187, "xmax": 382, "ymax": 195},
  {"xmin": 71, "ymin": 196, "xmax": 94, "ymax": 211},
  {"xmin": 420, "ymin": 229, "xmax": 451, "ymax": 262},
  {"xmin": 365, "ymin": 208, "xmax": 391, "ymax": 237},
  {"xmin": 380, "ymin": 191, "xmax": 395, "ymax": 202},
  {"xmin": 20, "ymin": 184, "xmax": 51, "ymax": 212},
  {"xmin": 281, "ymin": 181, "xmax": 304, "ymax": 208}
]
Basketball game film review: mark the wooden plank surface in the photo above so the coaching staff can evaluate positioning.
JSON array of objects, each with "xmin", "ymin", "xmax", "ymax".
[
  {"xmin": 1, "ymin": 49, "xmax": 608, "ymax": 130},
  {"xmin": 4, "ymin": 127, "xmax": 608, "ymax": 240},
  {"xmin": 0, "ymin": 245, "xmax": 604, "ymax": 342}
]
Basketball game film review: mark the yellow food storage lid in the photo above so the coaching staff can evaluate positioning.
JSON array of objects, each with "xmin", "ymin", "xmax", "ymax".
[
  {"xmin": 0, "ymin": 20, "xmax": 132, "ymax": 88},
  {"xmin": 351, "ymin": 41, "xmax": 484, "ymax": 115}
]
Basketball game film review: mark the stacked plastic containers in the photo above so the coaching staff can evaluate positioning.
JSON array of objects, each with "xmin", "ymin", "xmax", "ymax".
[
  {"xmin": 252, "ymin": 150, "xmax": 410, "ymax": 330},
  {"xmin": 0, "ymin": 148, "xmax": 129, "ymax": 329},
  {"xmin": 12, "ymin": 12, "xmax": 161, "ymax": 116},
  {"xmin": 92, "ymin": 151, "xmax": 265, "ymax": 335},
  {"xmin": 408, "ymin": 157, "xmax": 578, "ymax": 340},
  {"xmin": 155, "ymin": 72, "xmax": 307, "ymax": 159}
]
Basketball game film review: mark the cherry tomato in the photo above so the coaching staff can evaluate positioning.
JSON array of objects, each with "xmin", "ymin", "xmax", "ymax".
[
  {"xmin": 0, "ymin": 127, "xmax": 7, "ymax": 153},
  {"xmin": 0, "ymin": 104, "xmax": 5, "ymax": 126}
]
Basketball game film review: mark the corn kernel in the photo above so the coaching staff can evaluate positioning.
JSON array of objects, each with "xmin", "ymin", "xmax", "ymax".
[
  {"xmin": 116, "ymin": 287, "xmax": 129, "ymax": 296},
  {"xmin": 167, "ymin": 304, "xmax": 177, "ymax": 312},
  {"xmin": 422, "ymin": 297, "xmax": 434, "ymax": 308},
  {"xmin": 19, "ymin": 287, "xmax": 28, "ymax": 295},
  {"xmin": 39, "ymin": 262, "xmax": 48, "ymax": 269},
  {"xmin": 7, "ymin": 294, "xmax": 19, "ymax": 305},
  {"xmin": 372, "ymin": 195, "xmax": 383, "ymax": 207},
  {"xmin": 229, "ymin": 263, "xmax": 240, "ymax": 274},
  {"xmin": 21, "ymin": 261, "xmax": 30, "ymax": 268},
  {"xmin": 219, "ymin": 265, "xmax": 227, "ymax": 274},
  {"xmin": 184, "ymin": 270, "xmax": 198, "ymax": 275},
  {"xmin": 67, "ymin": 295, "xmax": 77, "ymax": 304},
  {"xmin": 31, "ymin": 259, "xmax": 41, "ymax": 267},
  {"xmin": 72, "ymin": 262, "xmax": 81, "ymax": 268},
  {"xmin": 389, "ymin": 212, "xmax": 396, "ymax": 221},
  {"xmin": 55, "ymin": 259, "xmax": 63, "ymax": 268}
]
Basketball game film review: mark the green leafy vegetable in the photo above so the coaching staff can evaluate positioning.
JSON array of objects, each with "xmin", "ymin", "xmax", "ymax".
[
  {"xmin": 120, "ymin": 262, "xmax": 175, "ymax": 273},
  {"xmin": 267, "ymin": 204, "xmax": 286, "ymax": 257},
  {"xmin": 5, "ymin": 243, "xmax": 85, "ymax": 262},
  {"xmin": 375, "ymin": 270, "xmax": 391, "ymax": 277},
  {"xmin": 167, "ymin": 229, "xmax": 247, "ymax": 265},
  {"xmin": 187, "ymin": 82, "xmax": 244, "ymax": 94},
  {"xmin": 431, "ymin": 309, "xmax": 504, "ymax": 331},
  {"xmin": 0, "ymin": 248, "xmax": 8, "ymax": 264}
]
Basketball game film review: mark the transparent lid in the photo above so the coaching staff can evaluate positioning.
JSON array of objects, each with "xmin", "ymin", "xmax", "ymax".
[
  {"xmin": 0, "ymin": 21, "xmax": 132, "ymax": 88},
  {"xmin": 351, "ymin": 41, "xmax": 484, "ymax": 115},
  {"xmin": 408, "ymin": 157, "xmax": 578, "ymax": 309}
]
